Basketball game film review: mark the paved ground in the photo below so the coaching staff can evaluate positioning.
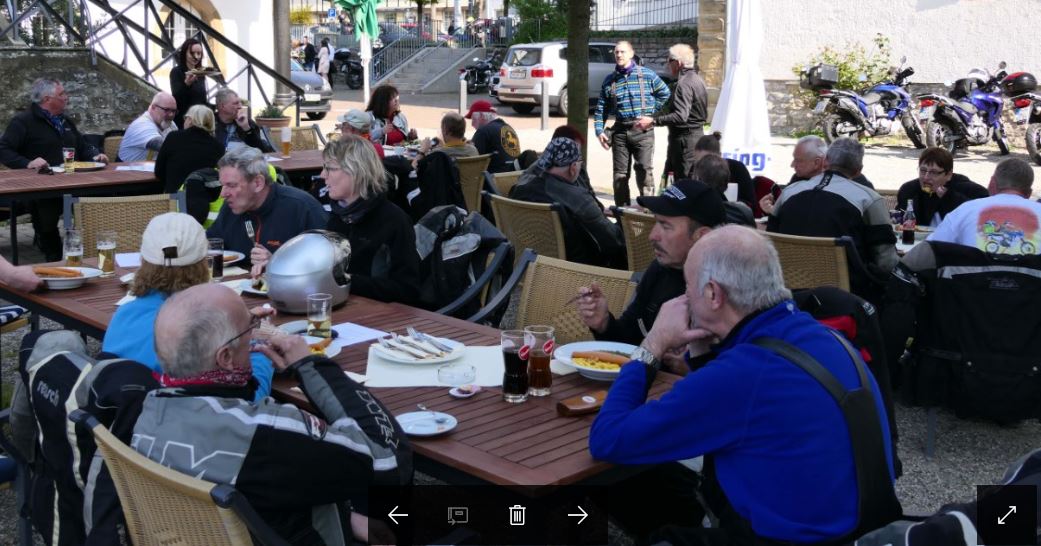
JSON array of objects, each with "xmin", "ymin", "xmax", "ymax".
[{"xmin": 1, "ymin": 89, "xmax": 1040, "ymax": 542}]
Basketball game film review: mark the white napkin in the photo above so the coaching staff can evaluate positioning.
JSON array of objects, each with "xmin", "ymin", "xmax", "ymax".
[
  {"xmin": 551, "ymin": 359, "xmax": 577, "ymax": 376},
  {"xmin": 115, "ymin": 252, "xmax": 141, "ymax": 268},
  {"xmin": 365, "ymin": 346, "xmax": 505, "ymax": 387},
  {"xmin": 223, "ymin": 266, "xmax": 249, "ymax": 277},
  {"xmin": 332, "ymin": 322, "xmax": 387, "ymax": 346},
  {"xmin": 114, "ymin": 164, "xmax": 155, "ymax": 172},
  {"xmin": 221, "ymin": 279, "xmax": 244, "ymax": 294}
]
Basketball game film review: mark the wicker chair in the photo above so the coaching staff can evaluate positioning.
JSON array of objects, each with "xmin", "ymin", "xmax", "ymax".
[
  {"xmin": 877, "ymin": 188, "xmax": 898, "ymax": 212},
  {"xmin": 69, "ymin": 410, "xmax": 288, "ymax": 546},
  {"xmin": 491, "ymin": 170, "xmax": 524, "ymax": 197},
  {"xmin": 764, "ymin": 231, "xmax": 851, "ymax": 291},
  {"xmin": 513, "ymin": 254, "xmax": 639, "ymax": 345},
  {"xmin": 103, "ymin": 135, "xmax": 123, "ymax": 161},
  {"xmin": 454, "ymin": 154, "xmax": 492, "ymax": 213},
  {"xmin": 485, "ymin": 192, "xmax": 567, "ymax": 261},
  {"xmin": 63, "ymin": 193, "xmax": 186, "ymax": 255},
  {"xmin": 611, "ymin": 206, "xmax": 656, "ymax": 272}
]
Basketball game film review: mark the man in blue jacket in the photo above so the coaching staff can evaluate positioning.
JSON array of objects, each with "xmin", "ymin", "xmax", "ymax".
[{"xmin": 590, "ymin": 225, "xmax": 899, "ymax": 544}]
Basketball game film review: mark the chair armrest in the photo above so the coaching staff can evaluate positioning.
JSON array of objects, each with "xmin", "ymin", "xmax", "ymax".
[
  {"xmin": 467, "ymin": 248, "xmax": 537, "ymax": 324},
  {"xmin": 211, "ymin": 484, "xmax": 292, "ymax": 546},
  {"xmin": 838, "ymin": 236, "xmax": 889, "ymax": 287},
  {"xmin": 436, "ymin": 241, "xmax": 512, "ymax": 317}
]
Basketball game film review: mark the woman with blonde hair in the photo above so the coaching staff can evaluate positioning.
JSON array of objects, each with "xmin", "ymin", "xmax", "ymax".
[
  {"xmin": 101, "ymin": 212, "xmax": 274, "ymax": 399},
  {"xmin": 323, "ymin": 135, "xmax": 420, "ymax": 303},
  {"xmin": 155, "ymin": 104, "xmax": 224, "ymax": 193}
]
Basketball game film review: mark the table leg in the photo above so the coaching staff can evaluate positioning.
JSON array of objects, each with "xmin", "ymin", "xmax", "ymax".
[{"xmin": 9, "ymin": 200, "xmax": 17, "ymax": 265}]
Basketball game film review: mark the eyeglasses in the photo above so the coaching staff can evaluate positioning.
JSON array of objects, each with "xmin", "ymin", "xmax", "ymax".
[
  {"xmin": 220, "ymin": 315, "xmax": 262, "ymax": 351},
  {"xmin": 918, "ymin": 167, "xmax": 948, "ymax": 177},
  {"xmin": 153, "ymin": 104, "xmax": 178, "ymax": 114}
]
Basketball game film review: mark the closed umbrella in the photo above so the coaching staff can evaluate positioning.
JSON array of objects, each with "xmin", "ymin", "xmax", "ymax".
[
  {"xmin": 709, "ymin": 0, "xmax": 772, "ymax": 176},
  {"xmin": 335, "ymin": 0, "xmax": 382, "ymax": 100}
]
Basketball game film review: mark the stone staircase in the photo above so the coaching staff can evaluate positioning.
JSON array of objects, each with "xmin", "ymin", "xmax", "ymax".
[{"xmin": 382, "ymin": 46, "xmax": 483, "ymax": 94}]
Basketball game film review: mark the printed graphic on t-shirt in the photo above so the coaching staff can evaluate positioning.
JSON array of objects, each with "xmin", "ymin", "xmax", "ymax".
[
  {"xmin": 977, "ymin": 205, "xmax": 1040, "ymax": 254},
  {"xmin": 500, "ymin": 126, "xmax": 520, "ymax": 158}
]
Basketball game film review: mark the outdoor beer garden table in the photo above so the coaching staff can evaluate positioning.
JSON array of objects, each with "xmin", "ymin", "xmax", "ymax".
[
  {"xmin": 0, "ymin": 150, "xmax": 326, "ymax": 265},
  {"xmin": 0, "ymin": 263, "xmax": 677, "ymax": 495}
]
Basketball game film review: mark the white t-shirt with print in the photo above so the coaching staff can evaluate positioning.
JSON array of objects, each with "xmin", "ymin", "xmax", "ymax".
[{"xmin": 928, "ymin": 193, "xmax": 1041, "ymax": 255}]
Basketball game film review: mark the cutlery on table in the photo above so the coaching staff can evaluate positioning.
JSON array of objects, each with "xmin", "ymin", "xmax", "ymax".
[
  {"xmin": 376, "ymin": 337, "xmax": 422, "ymax": 359},
  {"xmin": 407, "ymin": 327, "xmax": 454, "ymax": 353},
  {"xmin": 392, "ymin": 332, "xmax": 444, "ymax": 357},
  {"xmin": 417, "ymin": 403, "xmax": 448, "ymax": 424},
  {"xmin": 378, "ymin": 337, "xmax": 428, "ymax": 359}
]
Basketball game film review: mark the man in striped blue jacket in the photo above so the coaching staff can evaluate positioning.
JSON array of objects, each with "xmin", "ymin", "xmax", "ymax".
[{"xmin": 594, "ymin": 41, "xmax": 671, "ymax": 207}]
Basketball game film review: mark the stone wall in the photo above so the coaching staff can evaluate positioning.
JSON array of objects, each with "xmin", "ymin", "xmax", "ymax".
[
  {"xmin": 0, "ymin": 48, "xmax": 157, "ymax": 135},
  {"xmin": 592, "ymin": 35, "xmax": 697, "ymax": 74}
]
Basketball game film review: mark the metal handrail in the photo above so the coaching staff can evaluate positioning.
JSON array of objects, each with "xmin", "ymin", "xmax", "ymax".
[
  {"xmin": 370, "ymin": 36, "xmax": 445, "ymax": 82},
  {"xmin": 0, "ymin": 0, "xmax": 304, "ymax": 124}
]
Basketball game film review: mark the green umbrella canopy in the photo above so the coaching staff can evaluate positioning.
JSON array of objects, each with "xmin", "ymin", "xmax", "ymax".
[{"xmin": 334, "ymin": 0, "xmax": 382, "ymax": 40}]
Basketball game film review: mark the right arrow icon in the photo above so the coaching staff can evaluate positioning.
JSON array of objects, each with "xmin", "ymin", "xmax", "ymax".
[{"xmin": 568, "ymin": 505, "xmax": 588, "ymax": 525}]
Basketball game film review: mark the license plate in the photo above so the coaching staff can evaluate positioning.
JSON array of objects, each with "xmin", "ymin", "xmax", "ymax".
[
  {"xmin": 812, "ymin": 100, "xmax": 828, "ymax": 114},
  {"xmin": 918, "ymin": 105, "xmax": 936, "ymax": 120},
  {"xmin": 304, "ymin": 93, "xmax": 320, "ymax": 102},
  {"xmin": 510, "ymin": 68, "xmax": 526, "ymax": 79},
  {"xmin": 1015, "ymin": 106, "xmax": 1031, "ymax": 124}
]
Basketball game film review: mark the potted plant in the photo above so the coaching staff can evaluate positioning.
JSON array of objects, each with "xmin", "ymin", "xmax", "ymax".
[{"xmin": 255, "ymin": 103, "xmax": 291, "ymax": 129}]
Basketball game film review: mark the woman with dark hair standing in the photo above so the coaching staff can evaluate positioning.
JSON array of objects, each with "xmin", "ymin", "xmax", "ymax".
[
  {"xmin": 366, "ymin": 84, "xmax": 417, "ymax": 145},
  {"xmin": 170, "ymin": 38, "xmax": 209, "ymax": 129}
]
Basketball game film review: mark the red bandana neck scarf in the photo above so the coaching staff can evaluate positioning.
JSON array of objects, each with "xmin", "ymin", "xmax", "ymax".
[{"xmin": 157, "ymin": 367, "xmax": 253, "ymax": 389}]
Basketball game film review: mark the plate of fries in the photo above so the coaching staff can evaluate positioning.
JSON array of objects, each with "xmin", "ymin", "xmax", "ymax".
[{"xmin": 32, "ymin": 266, "xmax": 103, "ymax": 290}]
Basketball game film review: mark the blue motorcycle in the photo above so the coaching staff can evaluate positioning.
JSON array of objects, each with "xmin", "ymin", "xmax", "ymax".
[
  {"xmin": 803, "ymin": 56, "xmax": 924, "ymax": 148},
  {"xmin": 917, "ymin": 62, "xmax": 1011, "ymax": 155}
]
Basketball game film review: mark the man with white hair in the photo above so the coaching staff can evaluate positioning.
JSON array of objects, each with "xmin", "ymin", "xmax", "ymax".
[
  {"xmin": 759, "ymin": 135, "xmax": 828, "ymax": 215},
  {"xmin": 213, "ymin": 88, "xmax": 274, "ymax": 153},
  {"xmin": 590, "ymin": 225, "xmax": 900, "ymax": 544},
  {"xmin": 767, "ymin": 137, "xmax": 897, "ymax": 301},
  {"xmin": 0, "ymin": 78, "xmax": 108, "ymax": 260},
  {"xmin": 118, "ymin": 91, "xmax": 179, "ymax": 161},
  {"xmin": 132, "ymin": 282, "xmax": 411, "ymax": 544},
  {"xmin": 635, "ymin": 43, "xmax": 706, "ymax": 180},
  {"xmin": 466, "ymin": 99, "xmax": 521, "ymax": 173}
]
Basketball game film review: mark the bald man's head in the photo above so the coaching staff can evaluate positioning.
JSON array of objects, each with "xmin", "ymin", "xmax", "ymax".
[
  {"xmin": 155, "ymin": 283, "xmax": 248, "ymax": 378},
  {"xmin": 149, "ymin": 91, "xmax": 178, "ymax": 126}
]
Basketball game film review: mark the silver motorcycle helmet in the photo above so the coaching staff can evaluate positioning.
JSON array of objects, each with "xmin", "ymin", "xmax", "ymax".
[{"xmin": 266, "ymin": 230, "xmax": 351, "ymax": 314}]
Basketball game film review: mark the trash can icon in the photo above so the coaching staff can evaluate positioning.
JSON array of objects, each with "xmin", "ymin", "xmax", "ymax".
[{"xmin": 508, "ymin": 504, "xmax": 526, "ymax": 526}]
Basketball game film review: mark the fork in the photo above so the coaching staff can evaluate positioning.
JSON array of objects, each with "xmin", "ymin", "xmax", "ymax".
[
  {"xmin": 378, "ymin": 336, "xmax": 428, "ymax": 359},
  {"xmin": 376, "ymin": 337, "xmax": 420, "ymax": 359},
  {"xmin": 392, "ymin": 332, "xmax": 443, "ymax": 357},
  {"xmin": 407, "ymin": 327, "xmax": 454, "ymax": 353},
  {"xmin": 417, "ymin": 403, "xmax": 448, "ymax": 424}
]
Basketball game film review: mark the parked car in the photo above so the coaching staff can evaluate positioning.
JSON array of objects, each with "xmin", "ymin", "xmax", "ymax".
[
  {"xmin": 290, "ymin": 59, "xmax": 332, "ymax": 120},
  {"xmin": 497, "ymin": 41, "xmax": 674, "ymax": 116},
  {"xmin": 378, "ymin": 22, "xmax": 413, "ymax": 44}
]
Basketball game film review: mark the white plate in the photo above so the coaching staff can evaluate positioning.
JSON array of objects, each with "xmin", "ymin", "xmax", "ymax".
[
  {"xmin": 371, "ymin": 336, "xmax": 464, "ymax": 364},
  {"xmin": 303, "ymin": 335, "xmax": 341, "ymax": 358},
  {"xmin": 555, "ymin": 341, "xmax": 638, "ymax": 381},
  {"xmin": 222, "ymin": 251, "xmax": 246, "ymax": 265},
  {"xmin": 38, "ymin": 267, "xmax": 104, "ymax": 290},
  {"xmin": 396, "ymin": 411, "xmax": 458, "ymax": 437},
  {"xmin": 277, "ymin": 319, "xmax": 340, "ymax": 340},
  {"xmin": 238, "ymin": 279, "xmax": 268, "ymax": 296}
]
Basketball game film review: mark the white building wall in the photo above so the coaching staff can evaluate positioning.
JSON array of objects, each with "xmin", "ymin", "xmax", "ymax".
[{"xmin": 760, "ymin": 0, "xmax": 1041, "ymax": 83}]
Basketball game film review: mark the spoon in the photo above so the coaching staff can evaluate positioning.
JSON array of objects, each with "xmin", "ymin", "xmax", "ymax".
[{"xmin": 416, "ymin": 403, "xmax": 448, "ymax": 424}]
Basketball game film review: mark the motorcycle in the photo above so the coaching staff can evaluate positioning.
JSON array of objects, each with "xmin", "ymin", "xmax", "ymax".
[
  {"xmin": 802, "ymin": 56, "xmax": 924, "ymax": 148},
  {"xmin": 459, "ymin": 55, "xmax": 496, "ymax": 94},
  {"xmin": 917, "ymin": 62, "xmax": 1011, "ymax": 155},
  {"xmin": 333, "ymin": 48, "xmax": 363, "ymax": 90},
  {"xmin": 1003, "ymin": 72, "xmax": 1041, "ymax": 164}
]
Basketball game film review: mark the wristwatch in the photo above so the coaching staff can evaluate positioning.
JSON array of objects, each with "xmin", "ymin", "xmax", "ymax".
[{"xmin": 632, "ymin": 345, "xmax": 661, "ymax": 371}]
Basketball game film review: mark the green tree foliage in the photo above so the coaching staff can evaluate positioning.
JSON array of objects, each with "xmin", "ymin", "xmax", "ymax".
[
  {"xmin": 290, "ymin": 8, "xmax": 314, "ymax": 25},
  {"xmin": 511, "ymin": 0, "xmax": 568, "ymax": 43},
  {"xmin": 791, "ymin": 33, "xmax": 892, "ymax": 104}
]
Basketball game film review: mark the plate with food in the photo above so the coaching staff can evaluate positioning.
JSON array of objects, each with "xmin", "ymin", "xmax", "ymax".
[
  {"xmin": 303, "ymin": 335, "xmax": 341, "ymax": 358},
  {"xmin": 51, "ymin": 162, "xmax": 106, "ymax": 173},
  {"xmin": 188, "ymin": 67, "xmax": 222, "ymax": 77},
  {"xmin": 32, "ymin": 266, "xmax": 104, "ymax": 290},
  {"xmin": 371, "ymin": 335, "xmax": 464, "ymax": 364},
  {"xmin": 240, "ymin": 277, "xmax": 268, "ymax": 296},
  {"xmin": 555, "ymin": 341, "xmax": 638, "ymax": 381},
  {"xmin": 222, "ymin": 251, "xmax": 246, "ymax": 265}
]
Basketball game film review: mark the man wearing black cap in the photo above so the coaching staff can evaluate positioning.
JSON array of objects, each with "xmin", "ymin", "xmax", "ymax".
[
  {"xmin": 577, "ymin": 178, "xmax": 725, "ymax": 348},
  {"xmin": 510, "ymin": 137, "xmax": 624, "ymax": 267}
]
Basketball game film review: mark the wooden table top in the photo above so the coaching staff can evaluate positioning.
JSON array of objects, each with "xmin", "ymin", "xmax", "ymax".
[{"xmin": 0, "ymin": 264, "xmax": 674, "ymax": 493}]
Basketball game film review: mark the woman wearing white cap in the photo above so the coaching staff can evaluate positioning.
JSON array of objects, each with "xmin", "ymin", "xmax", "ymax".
[{"xmin": 101, "ymin": 212, "xmax": 274, "ymax": 400}]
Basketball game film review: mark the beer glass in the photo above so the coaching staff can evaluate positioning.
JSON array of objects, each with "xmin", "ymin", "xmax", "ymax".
[
  {"xmin": 208, "ymin": 238, "xmax": 224, "ymax": 280},
  {"xmin": 306, "ymin": 293, "xmax": 332, "ymax": 338},
  {"xmin": 62, "ymin": 147, "xmax": 75, "ymax": 173},
  {"xmin": 63, "ymin": 229, "xmax": 83, "ymax": 267},
  {"xmin": 524, "ymin": 325, "xmax": 554, "ymax": 396},
  {"xmin": 97, "ymin": 230, "xmax": 116, "ymax": 277},
  {"xmin": 501, "ymin": 330, "xmax": 528, "ymax": 403},
  {"xmin": 280, "ymin": 127, "xmax": 292, "ymax": 159}
]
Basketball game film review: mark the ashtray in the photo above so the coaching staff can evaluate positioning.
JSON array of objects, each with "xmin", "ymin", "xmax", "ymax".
[
  {"xmin": 438, "ymin": 363, "xmax": 476, "ymax": 387},
  {"xmin": 449, "ymin": 384, "xmax": 482, "ymax": 399}
]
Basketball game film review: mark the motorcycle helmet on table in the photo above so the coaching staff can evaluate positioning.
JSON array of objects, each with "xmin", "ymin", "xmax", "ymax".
[{"xmin": 266, "ymin": 230, "xmax": 351, "ymax": 314}]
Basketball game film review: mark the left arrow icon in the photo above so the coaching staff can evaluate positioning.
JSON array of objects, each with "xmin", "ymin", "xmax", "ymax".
[{"xmin": 388, "ymin": 505, "xmax": 409, "ymax": 525}]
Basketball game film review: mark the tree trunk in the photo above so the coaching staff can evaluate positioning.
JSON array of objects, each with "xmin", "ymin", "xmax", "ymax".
[
  {"xmin": 567, "ymin": 0, "xmax": 590, "ymax": 160},
  {"xmin": 415, "ymin": 0, "xmax": 426, "ymax": 39}
]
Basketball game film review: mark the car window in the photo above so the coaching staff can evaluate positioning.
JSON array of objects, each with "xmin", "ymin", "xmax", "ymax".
[
  {"xmin": 587, "ymin": 47, "xmax": 602, "ymax": 64},
  {"xmin": 505, "ymin": 48, "xmax": 541, "ymax": 67},
  {"xmin": 598, "ymin": 45, "xmax": 615, "ymax": 63}
]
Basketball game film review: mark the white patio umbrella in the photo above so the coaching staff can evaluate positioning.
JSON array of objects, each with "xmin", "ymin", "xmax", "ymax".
[{"xmin": 709, "ymin": 0, "xmax": 772, "ymax": 176}]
